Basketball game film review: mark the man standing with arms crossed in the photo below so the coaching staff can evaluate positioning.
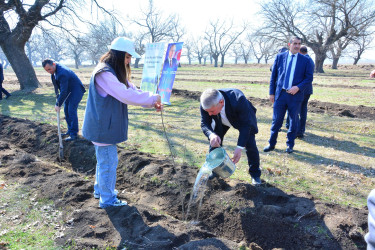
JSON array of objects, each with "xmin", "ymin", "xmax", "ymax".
[
  {"xmin": 43, "ymin": 59, "xmax": 86, "ymax": 141},
  {"xmin": 264, "ymin": 37, "xmax": 313, "ymax": 153}
]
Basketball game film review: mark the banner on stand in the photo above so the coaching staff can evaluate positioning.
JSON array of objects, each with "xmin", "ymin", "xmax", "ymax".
[
  {"xmin": 158, "ymin": 42, "xmax": 183, "ymax": 104},
  {"xmin": 140, "ymin": 42, "xmax": 167, "ymax": 94}
]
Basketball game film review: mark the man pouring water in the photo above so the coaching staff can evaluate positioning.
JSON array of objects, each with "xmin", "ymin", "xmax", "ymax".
[{"xmin": 200, "ymin": 88, "xmax": 262, "ymax": 185}]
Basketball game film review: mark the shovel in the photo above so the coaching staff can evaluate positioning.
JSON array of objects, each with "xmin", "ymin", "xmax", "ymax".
[
  {"xmin": 57, "ymin": 111, "xmax": 64, "ymax": 162},
  {"xmin": 55, "ymin": 93, "xmax": 70, "ymax": 163}
]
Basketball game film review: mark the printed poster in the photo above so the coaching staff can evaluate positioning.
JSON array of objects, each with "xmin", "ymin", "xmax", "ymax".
[
  {"xmin": 158, "ymin": 42, "xmax": 183, "ymax": 104},
  {"xmin": 140, "ymin": 42, "xmax": 167, "ymax": 94}
]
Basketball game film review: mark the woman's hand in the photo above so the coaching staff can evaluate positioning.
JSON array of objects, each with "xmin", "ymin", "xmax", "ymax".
[{"xmin": 154, "ymin": 95, "xmax": 163, "ymax": 112}]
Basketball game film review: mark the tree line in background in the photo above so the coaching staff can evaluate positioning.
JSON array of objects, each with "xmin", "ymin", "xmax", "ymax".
[{"xmin": 0, "ymin": 0, "xmax": 374, "ymax": 90}]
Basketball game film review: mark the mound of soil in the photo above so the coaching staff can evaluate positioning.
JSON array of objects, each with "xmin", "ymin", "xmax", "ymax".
[
  {"xmin": 0, "ymin": 115, "xmax": 368, "ymax": 249},
  {"xmin": 173, "ymin": 89, "xmax": 375, "ymax": 120}
]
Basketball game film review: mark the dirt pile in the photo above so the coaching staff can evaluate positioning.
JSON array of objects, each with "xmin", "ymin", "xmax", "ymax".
[{"xmin": 0, "ymin": 115, "xmax": 368, "ymax": 249}]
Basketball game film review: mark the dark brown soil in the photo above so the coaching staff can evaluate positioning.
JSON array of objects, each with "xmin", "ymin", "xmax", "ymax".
[
  {"xmin": 0, "ymin": 114, "xmax": 368, "ymax": 249},
  {"xmin": 173, "ymin": 89, "xmax": 375, "ymax": 120}
]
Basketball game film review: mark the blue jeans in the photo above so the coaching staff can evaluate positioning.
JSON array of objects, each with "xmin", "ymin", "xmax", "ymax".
[{"xmin": 94, "ymin": 145, "xmax": 119, "ymax": 208}]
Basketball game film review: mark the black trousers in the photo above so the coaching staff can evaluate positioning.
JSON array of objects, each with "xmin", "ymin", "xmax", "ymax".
[
  {"xmin": 0, "ymin": 81, "xmax": 10, "ymax": 99},
  {"xmin": 209, "ymin": 125, "xmax": 261, "ymax": 178}
]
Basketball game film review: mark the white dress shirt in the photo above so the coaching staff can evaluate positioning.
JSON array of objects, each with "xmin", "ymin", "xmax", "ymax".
[{"xmin": 285, "ymin": 51, "xmax": 298, "ymax": 89}]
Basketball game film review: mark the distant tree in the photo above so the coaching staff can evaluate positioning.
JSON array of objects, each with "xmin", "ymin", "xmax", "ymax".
[
  {"xmin": 349, "ymin": 35, "xmax": 374, "ymax": 65},
  {"xmin": 66, "ymin": 35, "xmax": 85, "ymax": 69},
  {"xmin": 205, "ymin": 19, "xmax": 246, "ymax": 67},
  {"xmin": 0, "ymin": 0, "xmax": 116, "ymax": 90},
  {"xmin": 130, "ymin": 0, "xmax": 180, "ymax": 43},
  {"xmin": 329, "ymin": 38, "xmax": 351, "ymax": 69},
  {"xmin": 191, "ymin": 37, "xmax": 209, "ymax": 65},
  {"xmin": 25, "ymin": 37, "xmax": 39, "ymax": 67},
  {"xmin": 259, "ymin": 0, "xmax": 375, "ymax": 73},
  {"xmin": 84, "ymin": 19, "xmax": 124, "ymax": 65},
  {"xmin": 231, "ymin": 43, "xmax": 242, "ymax": 64},
  {"xmin": 248, "ymin": 33, "xmax": 277, "ymax": 64},
  {"xmin": 184, "ymin": 39, "xmax": 193, "ymax": 65},
  {"xmin": 238, "ymin": 39, "xmax": 251, "ymax": 64},
  {"xmin": 133, "ymin": 32, "xmax": 147, "ymax": 68}
]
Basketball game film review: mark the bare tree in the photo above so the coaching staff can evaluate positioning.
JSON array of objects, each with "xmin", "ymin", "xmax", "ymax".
[
  {"xmin": 133, "ymin": 32, "xmax": 147, "ymax": 68},
  {"xmin": 328, "ymin": 37, "xmax": 351, "ymax": 69},
  {"xmin": 248, "ymin": 33, "xmax": 277, "ymax": 64},
  {"xmin": 231, "ymin": 43, "xmax": 242, "ymax": 64},
  {"xmin": 349, "ymin": 34, "xmax": 373, "ymax": 65},
  {"xmin": 259, "ymin": 0, "xmax": 375, "ymax": 73},
  {"xmin": 84, "ymin": 19, "xmax": 123, "ymax": 65},
  {"xmin": 0, "ymin": 1, "xmax": 116, "ymax": 90},
  {"xmin": 130, "ymin": 0, "xmax": 180, "ymax": 43},
  {"xmin": 66, "ymin": 35, "xmax": 85, "ymax": 69},
  {"xmin": 205, "ymin": 19, "xmax": 246, "ymax": 67},
  {"xmin": 25, "ymin": 37, "xmax": 39, "ymax": 66},
  {"xmin": 184, "ymin": 39, "xmax": 193, "ymax": 65},
  {"xmin": 171, "ymin": 16, "xmax": 186, "ymax": 43},
  {"xmin": 238, "ymin": 39, "xmax": 251, "ymax": 64},
  {"xmin": 191, "ymin": 37, "xmax": 209, "ymax": 65}
]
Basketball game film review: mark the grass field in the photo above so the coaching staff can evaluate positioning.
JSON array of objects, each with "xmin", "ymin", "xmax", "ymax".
[{"xmin": 1, "ymin": 64, "xmax": 374, "ymax": 209}]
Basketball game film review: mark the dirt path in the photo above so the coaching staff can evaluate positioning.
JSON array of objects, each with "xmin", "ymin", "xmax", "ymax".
[
  {"xmin": 173, "ymin": 89, "xmax": 375, "ymax": 120},
  {"xmin": 0, "ymin": 115, "xmax": 368, "ymax": 249}
]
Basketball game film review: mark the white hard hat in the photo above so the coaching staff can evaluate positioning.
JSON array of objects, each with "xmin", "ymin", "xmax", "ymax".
[{"xmin": 110, "ymin": 37, "xmax": 141, "ymax": 58}]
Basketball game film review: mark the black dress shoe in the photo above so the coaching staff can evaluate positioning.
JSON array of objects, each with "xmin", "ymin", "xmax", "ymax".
[
  {"xmin": 5, "ymin": 95, "xmax": 11, "ymax": 99},
  {"xmin": 61, "ymin": 132, "xmax": 70, "ymax": 137},
  {"xmin": 64, "ymin": 136, "xmax": 77, "ymax": 141},
  {"xmin": 263, "ymin": 145, "xmax": 275, "ymax": 152},
  {"xmin": 286, "ymin": 147, "xmax": 293, "ymax": 154},
  {"xmin": 296, "ymin": 134, "xmax": 304, "ymax": 139}
]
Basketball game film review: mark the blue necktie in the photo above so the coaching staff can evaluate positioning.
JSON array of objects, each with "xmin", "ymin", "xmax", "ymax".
[{"xmin": 284, "ymin": 54, "xmax": 295, "ymax": 90}]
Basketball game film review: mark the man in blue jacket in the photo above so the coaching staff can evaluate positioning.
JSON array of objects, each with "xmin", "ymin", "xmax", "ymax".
[
  {"xmin": 285, "ymin": 45, "xmax": 314, "ymax": 138},
  {"xmin": 264, "ymin": 37, "xmax": 313, "ymax": 153},
  {"xmin": 42, "ymin": 59, "xmax": 86, "ymax": 141},
  {"xmin": 0, "ymin": 62, "xmax": 11, "ymax": 100},
  {"xmin": 200, "ymin": 88, "xmax": 261, "ymax": 185}
]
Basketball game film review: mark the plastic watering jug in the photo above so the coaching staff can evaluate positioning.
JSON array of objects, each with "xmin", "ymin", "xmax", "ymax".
[{"xmin": 205, "ymin": 147, "xmax": 236, "ymax": 178}]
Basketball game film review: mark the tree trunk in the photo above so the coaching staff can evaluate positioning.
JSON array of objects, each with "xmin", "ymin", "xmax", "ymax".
[
  {"xmin": 331, "ymin": 57, "xmax": 339, "ymax": 69},
  {"xmin": 244, "ymin": 58, "xmax": 248, "ymax": 64},
  {"xmin": 314, "ymin": 53, "xmax": 326, "ymax": 73},
  {"xmin": 198, "ymin": 57, "xmax": 202, "ymax": 64},
  {"xmin": 353, "ymin": 57, "xmax": 360, "ymax": 65},
  {"xmin": 134, "ymin": 58, "xmax": 141, "ymax": 68},
  {"xmin": 1, "ymin": 42, "xmax": 39, "ymax": 90},
  {"xmin": 257, "ymin": 58, "xmax": 261, "ymax": 64},
  {"xmin": 74, "ymin": 55, "xmax": 79, "ymax": 69},
  {"xmin": 213, "ymin": 55, "xmax": 219, "ymax": 67},
  {"xmin": 220, "ymin": 54, "xmax": 225, "ymax": 67}
]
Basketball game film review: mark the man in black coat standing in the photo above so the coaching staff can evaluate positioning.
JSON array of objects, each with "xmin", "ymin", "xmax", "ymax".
[
  {"xmin": 200, "ymin": 88, "xmax": 261, "ymax": 185},
  {"xmin": 0, "ymin": 62, "xmax": 11, "ymax": 100}
]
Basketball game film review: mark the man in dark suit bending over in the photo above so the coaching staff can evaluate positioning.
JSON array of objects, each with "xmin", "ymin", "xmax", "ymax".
[
  {"xmin": 264, "ymin": 36, "xmax": 313, "ymax": 154},
  {"xmin": 200, "ymin": 88, "xmax": 261, "ymax": 185}
]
